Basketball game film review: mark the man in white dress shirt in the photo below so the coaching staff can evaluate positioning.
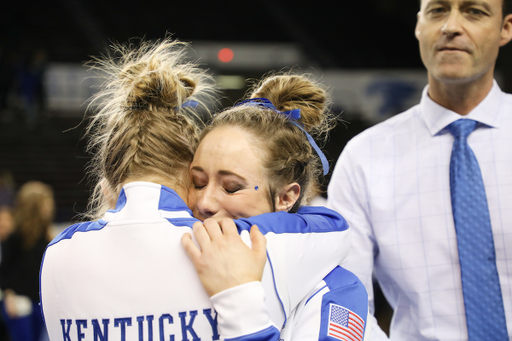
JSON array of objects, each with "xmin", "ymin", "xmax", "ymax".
[{"xmin": 327, "ymin": 0, "xmax": 512, "ymax": 339}]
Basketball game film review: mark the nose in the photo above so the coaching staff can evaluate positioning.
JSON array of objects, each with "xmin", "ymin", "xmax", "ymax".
[
  {"xmin": 442, "ymin": 10, "xmax": 463, "ymax": 37},
  {"xmin": 195, "ymin": 186, "xmax": 220, "ymax": 220}
]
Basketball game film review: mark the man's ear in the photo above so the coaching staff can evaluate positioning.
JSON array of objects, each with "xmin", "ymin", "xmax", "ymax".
[
  {"xmin": 274, "ymin": 183, "xmax": 301, "ymax": 212},
  {"xmin": 415, "ymin": 11, "xmax": 422, "ymax": 41},
  {"xmin": 500, "ymin": 14, "xmax": 512, "ymax": 47}
]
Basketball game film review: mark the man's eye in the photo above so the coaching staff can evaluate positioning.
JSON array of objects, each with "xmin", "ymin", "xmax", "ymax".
[
  {"xmin": 467, "ymin": 8, "xmax": 486, "ymax": 16},
  {"xmin": 427, "ymin": 7, "xmax": 447, "ymax": 16}
]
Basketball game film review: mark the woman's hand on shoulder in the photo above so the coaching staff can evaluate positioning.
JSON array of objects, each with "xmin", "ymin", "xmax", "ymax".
[{"xmin": 181, "ymin": 218, "xmax": 267, "ymax": 297}]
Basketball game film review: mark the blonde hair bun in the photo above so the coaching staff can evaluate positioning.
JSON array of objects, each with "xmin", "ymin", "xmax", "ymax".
[
  {"xmin": 121, "ymin": 61, "xmax": 198, "ymax": 111},
  {"xmin": 87, "ymin": 38, "xmax": 215, "ymax": 126},
  {"xmin": 250, "ymin": 73, "xmax": 333, "ymax": 135}
]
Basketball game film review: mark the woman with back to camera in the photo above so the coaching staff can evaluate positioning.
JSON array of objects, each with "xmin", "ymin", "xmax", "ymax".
[
  {"xmin": 39, "ymin": 39, "xmax": 351, "ymax": 341},
  {"xmin": 0, "ymin": 181, "xmax": 55, "ymax": 341},
  {"xmin": 40, "ymin": 39, "xmax": 227, "ymax": 341},
  {"xmin": 183, "ymin": 74, "xmax": 370, "ymax": 341}
]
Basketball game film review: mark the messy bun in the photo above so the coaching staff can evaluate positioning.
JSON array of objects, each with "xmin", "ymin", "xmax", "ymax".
[
  {"xmin": 85, "ymin": 38, "xmax": 216, "ymax": 219},
  {"xmin": 120, "ymin": 61, "xmax": 197, "ymax": 111},
  {"xmin": 250, "ymin": 74, "xmax": 333, "ymax": 135},
  {"xmin": 202, "ymin": 72, "xmax": 335, "ymax": 211}
]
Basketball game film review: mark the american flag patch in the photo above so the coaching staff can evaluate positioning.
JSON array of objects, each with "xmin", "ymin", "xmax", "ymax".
[{"xmin": 327, "ymin": 303, "xmax": 365, "ymax": 341}]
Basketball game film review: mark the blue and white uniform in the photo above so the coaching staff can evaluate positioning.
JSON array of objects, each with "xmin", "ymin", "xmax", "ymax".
[
  {"xmin": 214, "ymin": 267, "xmax": 370, "ymax": 341},
  {"xmin": 40, "ymin": 182, "xmax": 367, "ymax": 341}
]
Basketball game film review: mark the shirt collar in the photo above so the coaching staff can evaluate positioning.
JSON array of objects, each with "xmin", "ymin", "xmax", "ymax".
[
  {"xmin": 421, "ymin": 80, "xmax": 504, "ymax": 136},
  {"xmin": 104, "ymin": 181, "xmax": 194, "ymax": 221}
]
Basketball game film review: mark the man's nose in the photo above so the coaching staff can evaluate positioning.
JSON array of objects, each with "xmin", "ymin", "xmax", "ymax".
[{"xmin": 442, "ymin": 9, "xmax": 464, "ymax": 37}]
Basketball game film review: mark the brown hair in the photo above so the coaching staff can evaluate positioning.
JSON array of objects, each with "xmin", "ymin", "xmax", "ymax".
[
  {"xmin": 201, "ymin": 73, "xmax": 335, "ymax": 212},
  {"xmin": 85, "ymin": 38, "xmax": 216, "ymax": 219},
  {"xmin": 14, "ymin": 181, "xmax": 55, "ymax": 250},
  {"xmin": 419, "ymin": 0, "xmax": 511, "ymax": 16}
]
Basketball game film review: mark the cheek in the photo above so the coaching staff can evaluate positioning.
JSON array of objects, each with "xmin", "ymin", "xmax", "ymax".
[
  {"xmin": 419, "ymin": 37, "xmax": 434, "ymax": 58},
  {"xmin": 233, "ymin": 191, "xmax": 273, "ymax": 217},
  {"xmin": 480, "ymin": 39, "xmax": 500, "ymax": 60},
  {"xmin": 222, "ymin": 197, "xmax": 244, "ymax": 217}
]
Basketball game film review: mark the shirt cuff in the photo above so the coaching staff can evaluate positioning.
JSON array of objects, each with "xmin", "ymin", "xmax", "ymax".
[{"xmin": 210, "ymin": 281, "xmax": 274, "ymax": 339}]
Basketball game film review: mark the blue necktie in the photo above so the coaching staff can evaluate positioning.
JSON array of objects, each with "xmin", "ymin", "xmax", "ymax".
[{"xmin": 448, "ymin": 119, "xmax": 508, "ymax": 340}]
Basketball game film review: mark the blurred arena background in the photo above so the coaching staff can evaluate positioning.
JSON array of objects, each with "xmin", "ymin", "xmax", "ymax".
[{"xmin": 1, "ymin": 0, "xmax": 512, "ymax": 337}]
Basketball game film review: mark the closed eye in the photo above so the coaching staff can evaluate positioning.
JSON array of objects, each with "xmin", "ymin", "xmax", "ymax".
[
  {"xmin": 224, "ymin": 184, "xmax": 244, "ymax": 194},
  {"xmin": 190, "ymin": 168, "xmax": 208, "ymax": 190}
]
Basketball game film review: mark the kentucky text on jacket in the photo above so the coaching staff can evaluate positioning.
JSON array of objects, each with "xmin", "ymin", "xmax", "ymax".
[{"xmin": 58, "ymin": 309, "xmax": 219, "ymax": 341}]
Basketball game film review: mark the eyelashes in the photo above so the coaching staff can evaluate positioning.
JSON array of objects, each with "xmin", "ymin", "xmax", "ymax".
[
  {"xmin": 191, "ymin": 180, "xmax": 244, "ymax": 194},
  {"xmin": 224, "ymin": 184, "xmax": 244, "ymax": 194}
]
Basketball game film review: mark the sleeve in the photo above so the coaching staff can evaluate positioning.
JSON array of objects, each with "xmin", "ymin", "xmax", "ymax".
[
  {"xmin": 234, "ymin": 208, "xmax": 352, "ymax": 317},
  {"xmin": 287, "ymin": 266, "xmax": 370, "ymax": 341},
  {"xmin": 327, "ymin": 144, "xmax": 390, "ymax": 340},
  {"xmin": 211, "ymin": 267, "xmax": 375, "ymax": 341},
  {"xmin": 210, "ymin": 282, "xmax": 280, "ymax": 341}
]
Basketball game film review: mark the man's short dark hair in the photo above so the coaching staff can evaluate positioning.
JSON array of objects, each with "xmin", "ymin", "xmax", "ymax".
[{"xmin": 419, "ymin": 0, "xmax": 511, "ymax": 17}]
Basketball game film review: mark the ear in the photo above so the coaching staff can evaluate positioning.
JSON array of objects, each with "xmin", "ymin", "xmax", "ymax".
[
  {"xmin": 415, "ymin": 11, "xmax": 422, "ymax": 41},
  {"xmin": 499, "ymin": 14, "xmax": 512, "ymax": 47},
  {"xmin": 274, "ymin": 183, "xmax": 301, "ymax": 212}
]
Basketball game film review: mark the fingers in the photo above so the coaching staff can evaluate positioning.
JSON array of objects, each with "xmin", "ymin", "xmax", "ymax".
[
  {"xmin": 218, "ymin": 218, "xmax": 239, "ymax": 236},
  {"xmin": 250, "ymin": 225, "xmax": 267, "ymax": 260},
  {"xmin": 192, "ymin": 221, "xmax": 212, "ymax": 247},
  {"xmin": 181, "ymin": 232, "xmax": 202, "ymax": 263},
  {"xmin": 183, "ymin": 220, "xmax": 266, "ymax": 263},
  {"xmin": 202, "ymin": 218, "xmax": 224, "ymax": 240},
  {"xmin": 181, "ymin": 221, "xmax": 267, "ymax": 296}
]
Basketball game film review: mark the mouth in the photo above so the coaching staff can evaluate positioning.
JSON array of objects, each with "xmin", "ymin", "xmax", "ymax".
[{"xmin": 438, "ymin": 47, "xmax": 468, "ymax": 53}]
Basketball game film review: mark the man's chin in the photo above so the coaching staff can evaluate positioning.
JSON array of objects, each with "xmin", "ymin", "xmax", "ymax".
[{"xmin": 430, "ymin": 69, "xmax": 481, "ymax": 85}]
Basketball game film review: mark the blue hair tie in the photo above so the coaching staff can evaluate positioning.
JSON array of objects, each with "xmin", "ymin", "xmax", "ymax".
[
  {"xmin": 235, "ymin": 98, "xmax": 329, "ymax": 176},
  {"xmin": 181, "ymin": 100, "xmax": 199, "ymax": 108},
  {"xmin": 174, "ymin": 100, "xmax": 199, "ymax": 110}
]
